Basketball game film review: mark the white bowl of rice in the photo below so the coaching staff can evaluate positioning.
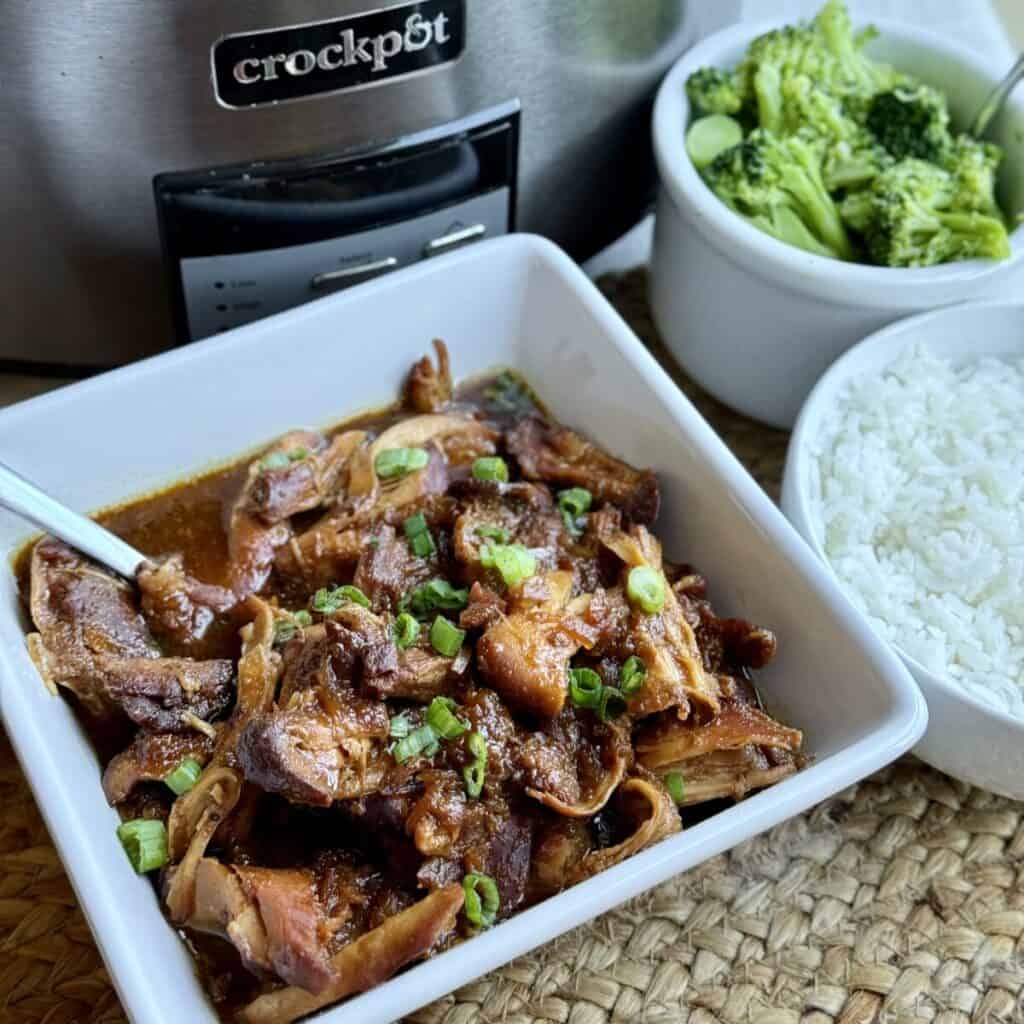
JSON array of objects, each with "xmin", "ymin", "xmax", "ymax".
[{"xmin": 782, "ymin": 302, "xmax": 1024, "ymax": 797}]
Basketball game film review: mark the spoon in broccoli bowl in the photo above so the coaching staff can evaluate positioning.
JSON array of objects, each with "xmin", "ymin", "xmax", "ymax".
[{"xmin": 970, "ymin": 53, "xmax": 1024, "ymax": 139}]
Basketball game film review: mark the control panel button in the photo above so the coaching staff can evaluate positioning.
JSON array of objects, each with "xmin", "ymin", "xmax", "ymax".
[
  {"xmin": 310, "ymin": 257, "xmax": 398, "ymax": 290},
  {"xmin": 424, "ymin": 223, "xmax": 486, "ymax": 257}
]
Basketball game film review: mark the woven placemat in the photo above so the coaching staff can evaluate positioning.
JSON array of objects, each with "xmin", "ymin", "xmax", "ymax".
[{"xmin": 2, "ymin": 270, "xmax": 1022, "ymax": 1024}]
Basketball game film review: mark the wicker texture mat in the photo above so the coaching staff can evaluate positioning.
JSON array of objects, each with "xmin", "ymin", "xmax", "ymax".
[{"xmin": 1, "ymin": 270, "xmax": 1022, "ymax": 1023}]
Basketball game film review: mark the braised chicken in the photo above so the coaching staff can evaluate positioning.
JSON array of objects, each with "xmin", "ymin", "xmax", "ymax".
[{"xmin": 19, "ymin": 341, "xmax": 804, "ymax": 1022}]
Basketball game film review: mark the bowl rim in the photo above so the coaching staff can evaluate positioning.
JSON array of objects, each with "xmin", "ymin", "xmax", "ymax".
[
  {"xmin": 652, "ymin": 17, "xmax": 1024, "ymax": 298},
  {"xmin": 782, "ymin": 298, "xmax": 1024, "ymax": 734}
]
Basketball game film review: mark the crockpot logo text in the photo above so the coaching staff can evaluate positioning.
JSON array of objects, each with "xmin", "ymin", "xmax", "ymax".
[
  {"xmin": 232, "ymin": 12, "xmax": 451, "ymax": 84},
  {"xmin": 212, "ymin": 0, "xmax": 465, "ymax": 109}
]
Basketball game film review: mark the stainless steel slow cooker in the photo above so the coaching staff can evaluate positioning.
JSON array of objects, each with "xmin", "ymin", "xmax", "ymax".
[{"xmin": 1, "ymin": 1, "xmax": 738, "ymax": 367}]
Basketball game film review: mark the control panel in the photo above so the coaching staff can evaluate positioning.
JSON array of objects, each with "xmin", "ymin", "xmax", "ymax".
[{"xmin": 154, "ymin": 103, "xmax": 518, "ymax": 343}]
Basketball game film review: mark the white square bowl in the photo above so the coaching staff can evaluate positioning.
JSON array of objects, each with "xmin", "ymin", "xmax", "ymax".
[{"xmin": 0, "ymin": 234, "xmax": 926, "ymax": 1024}]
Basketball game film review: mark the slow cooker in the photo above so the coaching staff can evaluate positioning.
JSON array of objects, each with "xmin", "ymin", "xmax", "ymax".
[{"xmin": 1, "ymin": 1, "xmax": 738, "ymax": 368}]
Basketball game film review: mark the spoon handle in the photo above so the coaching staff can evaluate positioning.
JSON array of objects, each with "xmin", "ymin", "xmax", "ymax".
[
  {"xmin": 971, "ymin": 52, "xmax": 1024, "ymax": 138},
  {"xmin": 0, "ymin": 462, "xmax": 146, "ymax": 579}
]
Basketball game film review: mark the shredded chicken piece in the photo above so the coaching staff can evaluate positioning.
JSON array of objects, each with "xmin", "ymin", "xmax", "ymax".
[
  {"xmin": 636, "ymin": 701, "xmax": 803, "ymax": 770},
  {"xmin": 405, "ymin": 339, "xmax": 452, "ymax": 413},
  {"xmin": 567, "ymin": 774, "xmax": 681, "ymax": 884},
  {"xmin": 599, "ymin": 520, "xmax": 720, "ymax": 718},
  {"xmin": 237, "ymin": 885, "xmax": 464, "ymax": 1024},
  {"xmin": 476, "ymin": 570, "xmax": 591, "ymax": 719}
]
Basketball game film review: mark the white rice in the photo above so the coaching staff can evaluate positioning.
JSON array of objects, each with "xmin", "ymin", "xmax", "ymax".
[{"xmin": 808, "ymin": 345, "xmax": 1024, "ymax": 716}]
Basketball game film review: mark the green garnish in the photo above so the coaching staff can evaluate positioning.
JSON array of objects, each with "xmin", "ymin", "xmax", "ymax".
[
  {"xmin": 666, "ymin": 771, "xmax": 686, "ymax": 804},
  {"xmin": 374, "ymin": 446, "xmax": 430, "ymax": 480},
  {"xmin": 472, "ymin": 456, "xmax": 509, "ymax": 483},
  {"xmin": 426, "ymin": 697, "xmax": 468, "ymax": 740},
  {"xmin": 568, "ymin": 667, "xmax": 603, "ymax": 710},
  {"xmin": 620, "ymin": 656, "xmax": 647, "ymax": 696},
  {"xmin": 393, "ymin": 611, "xmax": 421, "ymax": 649},
  {"xmin": 478, "ymin": 543, "xmax": 536, "ymax": 590},
  {"xmin": 597, "ymin": 686, "xmax": 628, "ymax": 722},
  {"xmin": 402, "ymin": 579, "xmax": 470, "ymax": 620},
  {"xmin": 273, "ymin": 620, "xmax": 298, "ymax": 646},
  {"xmin": 389, "ymin": 712, "xmax": 413, "ymax": 739},
  {"xmin": 484, "ymin": 371, "xmax": 531, "ymax": 411},
  {"xmin": 163, "ymin": 758, "xmax": 203, "ymax": 797},
  {"xmin": 273, "ymin": 609, "xmax": 313, "ymax": 647},
  {"xmin": 476, "ymin": 524, "xmax": 510, "ymax": 544},
  {"xmin": 116, "ymin": 819, "xmax": 169, "ymax": 874},
  {"xmin": 259, "ymin": 447, "xmax": 309, "ymax": 472},
  {"xmin": 557, "ymin": 487, "xmax": 592, "ymax": 537},
  {"xmin": 403, "ymin": 512, "xmax": 436, "ymax": 558},
  {"xmin": 430, "ymin": 615, "xmax": 466, "ymax": 658},
  {"xmin": 392, "ymin": 724, "xmax": 440, "ymax": 764},
  {"xmin": 462, "ymin": 872, "xmax": 500, "ymax": 928},
  {"xmin": 627, "ymin": 566, "xmax": 665, "ymax": 614},
  {"xmin": 312, "ymin": 584, "xmax": 371, "ymax": 614},
  {"xmin": 464, "ymin": 731, "xmax": 487, "ymax": 799}
]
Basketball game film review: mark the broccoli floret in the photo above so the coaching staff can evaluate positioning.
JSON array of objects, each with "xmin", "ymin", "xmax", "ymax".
[
  {"xmin": 813, "ymin": 0, "xmax": 903, "ymax": 94},
  {"xmin": 703, "ymin": 129, "xmax": 854, "ymax": 260},
  {"xmin": 686, "ymin": 66, "xmax": 744, "ymax": 116},
  {"xmin": 865, "ymin": 85, "xmax": 952, "ymax": 162},
  {"xmin": 781, "ymin": 74, "xmax": 892, "ymax": 189},
  {"xmin": 859, "ymin": 159, "xmax": 1010, "ymax": 267},
  {"xmin": 944, "ymin": 135, "xmax": 1005, "ymax": 216}
]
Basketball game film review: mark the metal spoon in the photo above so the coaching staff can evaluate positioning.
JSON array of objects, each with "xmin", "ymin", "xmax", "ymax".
[
  {"xmin": 0, "ymin": 461, "xmax": 146, "ymax": 578},
  {"xmin": 971, "ymin": 52, "xmax": 1024, "ymax": 138}
]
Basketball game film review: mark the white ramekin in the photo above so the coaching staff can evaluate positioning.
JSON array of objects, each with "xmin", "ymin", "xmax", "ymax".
[
  {"xmin": 650, "ymin": 19, "xmax": 1024, "ymax": 429},
  {"xmin": 781, "ymin": 301, "xmax": 1024, "ymax": 799}
]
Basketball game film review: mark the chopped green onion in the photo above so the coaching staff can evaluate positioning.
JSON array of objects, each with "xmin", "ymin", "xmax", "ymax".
[
  {"xmin": 464, "ymin": 731, "xmax": 487, "ymax": 799},
  {"xmin": 476, "ymin": 524, "xmax": 510, "ymax": 544},
  {"xmin": 598, "ymin": 686, "xmax": 628, "ymax": 722},
  {"xmin": 557, "ymin": 487, "xmax": 592, "ymax": 537},
  {"xmin": 478, "ymin": 543, "xmax": 536, "ymax": 590},
  {"xmin": 393, "ymin": 724, "xmax": 440, "ymax": 764},
  {"xmin": 293, "ymin": 610, "xmax": 313, "ymax": 627},
  {"xmin": 389, "ymin": 712, "xmax": 412, "ymax": 739},
  {"xmin": 259, "ymin": 451, "xmax": 290, "ymax": 471},
  {"xmin": 404, "ymin": 579, "xmax": 470, "ymax": 620},
  {"xmin": 558, "ymin": 487, "xmax": 592, "ymax": 518},
  {"xmin": 568, "ymin": 667, "xmax": 603, "ymax": 709},
  {"xmin": 273, "ymin": 619, "xmax": 298, "ymax": 646},
  {"xmin": 620, "ymin": 656, "xmax": 647, "ymax": 696},
  {"xmin": 484, "ymin": 371, "xmax": 530, "ymax": 411},
  {"xmin": 375, "ymin": 447, "xmax": 429, "ymax": 480},
  {"xmin": 627, "ymin": 566, "xmax": 665, "ymax": 614},
  {"xmin": 163, "ymin": 758, "xmax": 202, "ymax": 796},
  {"xmin": 411, "ymin": 532, "xmax": 435, "ymax": 557},
  {"xmin": 472, "ymin": 456, "xmax": 509, "ymax": 483},
  {"xmin": 259, "ymin": 447, "xmax": 309, "ymax": 472},
  {"xmin": 312, "ymin": 584, "xmax": 371, "ymax": 615},
  {"xmin": 462, "ymin": 872, "xmax": 500, "ymax": 929},
  {"xmin": 116, "ymin": 819, "xmax": 169, "ymax": 874},
  {"xmin": 665, "ymin": 771, "xmax": 686, "ymax": 805},
  {"xmin": 426, "ymin": 696, "xmax": 468, "ymax": 740},
  {"xmin": 403, "ymin": 513, "xmax": 436, "ymax": 558},
  {"xmin": 393, "ymin": 612, "xmax": 421, "ymax": 649},
  {"xmin": 430, "ymin": 615, "xmax": 466, "ymax": 658}
]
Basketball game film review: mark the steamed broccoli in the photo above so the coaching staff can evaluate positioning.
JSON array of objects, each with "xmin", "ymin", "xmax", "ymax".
[
  {"xmin": 865, "ymin": 85, "xmax": 951, "ymax": 162},
  {"xmin": 683, "ymin": 0, "xmax": 1010, "ymax": 268},
  {"xmin": 686, "ymin": 67, "xmax": 743, "ymax": 116},
  {"xmin": 945, "ymin": 135, "xmax": 1005, "ymax": 215},
  {"xmin": 703, "ymin": 130, "xmax": 854, "ymax": 260},
  {"xmin": 858, "ymin": 160, "xmax": 1010, "ymax": 267}
]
